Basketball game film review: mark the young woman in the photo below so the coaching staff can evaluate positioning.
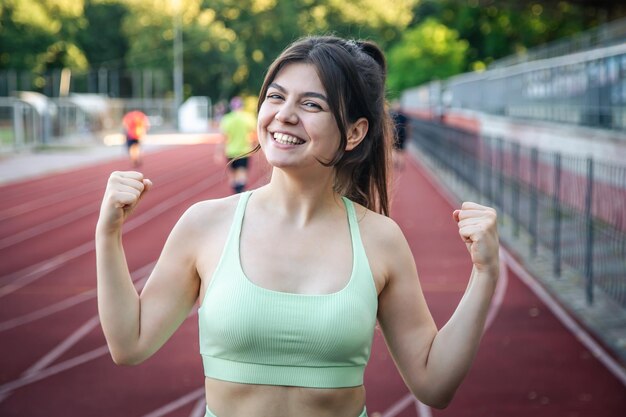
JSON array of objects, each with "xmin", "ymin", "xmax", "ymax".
[{"xmin": 96, "ymin": 36, "xmax": 499, "ymax": 417}]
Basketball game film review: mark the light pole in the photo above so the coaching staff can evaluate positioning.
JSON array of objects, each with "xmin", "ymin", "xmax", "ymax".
[{"xmin": 173, "ymin": 0, "xmax": 184, "ymax": 130}]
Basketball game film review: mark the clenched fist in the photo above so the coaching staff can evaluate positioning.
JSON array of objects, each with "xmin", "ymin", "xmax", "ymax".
[
  {"xmin": 453, "ymin": 202, "xmax": 499, "ymax": 273},
  {"xmin": 97, "ymin": 171, "xmax": 152, "ymax": 234}
]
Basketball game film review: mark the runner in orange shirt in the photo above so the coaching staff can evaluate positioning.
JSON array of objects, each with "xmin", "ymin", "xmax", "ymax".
[{"xmin": 122, "ymin": 110, "xmax": 150, "ymax": 167}]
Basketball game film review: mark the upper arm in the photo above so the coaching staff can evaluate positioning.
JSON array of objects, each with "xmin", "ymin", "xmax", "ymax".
[
  {"xmin": 133, "ymin": 203, "xmax": 205, "ymax": 357},
  {"xmin": 374, "ymin": 220, "xmax": 438, "ymax": 396}
]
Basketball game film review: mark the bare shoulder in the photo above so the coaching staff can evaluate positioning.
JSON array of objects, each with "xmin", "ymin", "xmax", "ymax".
[
  {"xmin": 177, "ymin": 193, "xmax": 241, "ymax": 234},
  {"xmin": 351, "ymin": 203, "xmax": 411, "ymax": 292},
  {"xmin": 352, "ymin": 202, "xmax": 405, "ymax": 247}
]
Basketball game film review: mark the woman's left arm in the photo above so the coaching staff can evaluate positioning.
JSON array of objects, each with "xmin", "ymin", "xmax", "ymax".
[{"xmin": 376, "ymin": 202, "xmax": 499, "ymax": 409}]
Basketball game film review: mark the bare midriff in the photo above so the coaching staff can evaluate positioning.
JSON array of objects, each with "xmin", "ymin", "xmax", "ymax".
[{"xmin": 204, "ymin": 377, "xmax": 366, "ymax": 417}]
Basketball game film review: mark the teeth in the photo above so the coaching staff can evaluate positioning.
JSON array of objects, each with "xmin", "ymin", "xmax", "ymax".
[{"xmin": 273, "ymin": 132, "xmax": 304, "ymax": 145}]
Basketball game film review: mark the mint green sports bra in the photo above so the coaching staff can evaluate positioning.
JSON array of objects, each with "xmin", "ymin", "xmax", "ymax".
[{"xmin": 198, "ymin": 191, "xmax": 378, "ymax": 388}]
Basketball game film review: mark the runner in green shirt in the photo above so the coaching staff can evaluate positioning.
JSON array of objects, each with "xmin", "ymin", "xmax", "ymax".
[{"xmin": 218, "ymin": 96, "xmax": 257, "ymax": 193}]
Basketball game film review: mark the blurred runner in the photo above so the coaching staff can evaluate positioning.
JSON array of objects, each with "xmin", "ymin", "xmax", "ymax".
[
  {"xmin": 390, "ymin": 102, "xmax": 409, "ymax": 170},
  {"xmin": 217, "ymin": 97, "xmax": 256, "ymax": 193},
  {"xmin": 122, "ymin": 110, "xmax": 150, "ymax": 167}
]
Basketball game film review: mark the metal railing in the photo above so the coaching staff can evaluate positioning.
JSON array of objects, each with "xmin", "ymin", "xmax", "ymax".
[
  {"xmin": 410, "ymin": 117, "xmax": 626, "ymax": 307},
  {"xmin": 445, "ymin": 42, "xmax": 626, "ymax": 132},
  {"xmin": 402, "ymin": 33, "xmax": 626, "ymax": 133},
  {"xmin": 490, "ymin": 17, "xmax": 626, "ymax": 69}
]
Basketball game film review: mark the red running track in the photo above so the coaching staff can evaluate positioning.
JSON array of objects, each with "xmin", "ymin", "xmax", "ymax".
[{"xmin": 0, "ymin": 143, "xmax": 624, "ymax": 417}]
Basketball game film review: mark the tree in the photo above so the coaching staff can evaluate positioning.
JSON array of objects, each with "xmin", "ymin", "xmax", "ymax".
[
  {"xmin": 411, "ymin": 0, "xmax": 626, "ymax": 71},
  {"xmin": 0, "ymin": 0, "xmax": 88, "ymax": 72},
  {"xmin": 204, "ymin": 0, "xmax": 418, "ymax": 96},
  {"xmin": 76, "ymin": 1, "xmax": 130, "ymax": 69},
  {"xmin": 386, "ymin": 19, "xmax": 468, "ymax": 97}
]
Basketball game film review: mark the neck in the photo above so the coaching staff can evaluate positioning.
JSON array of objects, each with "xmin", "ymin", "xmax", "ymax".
[{"xmin": 255, "ymin": 168, "xmax": 342, "ymax": 226}]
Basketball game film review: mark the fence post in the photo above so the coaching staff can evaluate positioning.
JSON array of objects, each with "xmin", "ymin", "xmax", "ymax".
[
  {"xmin": 482, "ymin": 136, "xmax": 492, "ymax": 203},
  {"xmin": 553, "ymin": 153, "xmax": 562, "ymax": 277},
  {"xmin": 513, "ymin": 143, "xmax": 520, "ymax": 237},
  {"xmin": 12, "ymin": 100, "xmax": 24, "ymax": 150},
  {"xmin": 584, "ymin": 157, "xmax": 594, "ymax": 304},
  {"xmin": 497, "ymin": 137, "xmax": 504, "ymax": 224},
  {"xmin": 530, "ymin": 148, "xmax": 539, "ymax": 256}
]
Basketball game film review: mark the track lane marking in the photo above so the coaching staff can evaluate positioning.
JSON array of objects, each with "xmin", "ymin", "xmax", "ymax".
[
  {"xmin": 0, "ymin": 270, "xmax": 152, "ymax": 404},
  {"xmin": 22, "ymin": 316, "xmax": 101, "ymax": 378},
  {"xmin": 0, "ymin": 171, "xmax": 224, "ymax": 298},
  {"xmin": 0, "ymin": 144, "xmax": 207, "ymax": 218},
  {"xmin": 0, "ymin": 159, "xmax": 211, "ymax": 248},
  {"xmin": 189, "ymin": 398, "xmax": 207, "ymax": 417},
  {"xmin": 501, "ymin": 250, "xmax": 626, "ymax": 387},
  {"xmin": 0, "ymin": 345, "xmax": 110, "ymax": 396},
  {"xmin": 415, "ymin": 400, "xmax": 433, "ymax": 417},
  {"xmin": 0, "ymin": 306, "xmax": 199, "ymax": 399},
  {"xmin": 0, "ymin": 168, "xmax": 270, "ymax": 407},
  {"xmin": 0, "ymin": 262, "xmax": 155, "ymax": 331},
  {"xmin": 0, "ymin": 203, "xmax": 98, "ymax": 249},
  {"xmin": 0, "ymin": 180, "xmax": 102, "ymax": 221},
  {"xmin": 141, "ymin": 388, "xmax": 205, "ymax": 417}
]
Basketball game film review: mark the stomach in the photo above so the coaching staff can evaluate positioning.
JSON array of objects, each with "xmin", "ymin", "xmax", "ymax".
[{"xmin": 204, "ymin": 377, "xmax": 366, "ymax": 417}]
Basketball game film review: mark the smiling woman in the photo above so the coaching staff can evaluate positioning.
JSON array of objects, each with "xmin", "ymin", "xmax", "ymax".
[
  {"xmin": 96, "ymin": 35, "xmax": 500, "ymax": 417},
  {"xmin": 253, "ymin": 36, "xmax": 393, "ymax": 215}
]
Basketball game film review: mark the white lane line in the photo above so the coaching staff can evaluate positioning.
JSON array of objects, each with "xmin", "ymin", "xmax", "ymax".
[
  {"xmin": 23, "ymin": 316, "xmax": 101, "ymax": 378},
  {"xmin": 0, "ymin": 203, "xmax": 98, "ymax": 249},
  {"xmin": 0, "ymin": 307, "xmax": 199, "ymax": 399},
  {"xmin": 415, "ymin": 401, "xmax": 433, "ymax": 417},
  {"xmin": 0, "ymin": 271, "xmax": 152, "ymax": 404},
  {"xmin": 189, "ymin": 398, "xmax": 207, "ymax": 417},
  {"xmin": 0, "ymin": 241, "xmax": 94, "ymax": 297},
  {"xmin": 19, "ymin": 275, "xmax": 153, "ymax": 378},
  {"xmin": 0, "ymin": 145, "xmax": 204, "ymax": 221},
  {"xmin": 501, "ymin": 249, "xmax": 626, "ymax": 387},
  {"xmin": 0, "ymin": 180, "xmax": 100, "ymax": 221},
  {"xmin": 0, "ymin": 167, "xmax": 265, "ymax": 405},
  {"xmin": 0, "ymin": 262, "xmax": 155, "ymax": 332},
  {"xmin": 0, "ymin": 287, "xmax": 94, "ymax": 332},
  {"xmin": 0, "ymin": 157, "xmax": 209, "ymax": 248},
  {"xmin": 141, "ymin": 388, "xmax": 205, "ymax": 417},
  {"xmin": 381, "ymin": 393, "xmax": 414, "ymax": 417},
  {"xmin": 0, "ymin": 345, "xmax": 110, "ymax": 395},
  {"xmin": 0, "ymin": 171, "xmax": 223, "ymax": 298}
]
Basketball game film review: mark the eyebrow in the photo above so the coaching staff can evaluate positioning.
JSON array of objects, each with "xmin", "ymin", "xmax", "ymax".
[{"xmin": 268, "ymin": 82, "xmax": 328, "ymax": 102}]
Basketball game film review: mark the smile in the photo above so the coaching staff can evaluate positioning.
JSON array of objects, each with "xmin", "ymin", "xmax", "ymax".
[{"xmin": 273, "ymin": 132, "xmax": 305, "ymax": 145}]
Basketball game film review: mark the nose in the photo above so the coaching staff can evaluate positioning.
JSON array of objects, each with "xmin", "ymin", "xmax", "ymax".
[{"xmin": 274, "ymin": 102, "xmax": 298, "ymax": 124}]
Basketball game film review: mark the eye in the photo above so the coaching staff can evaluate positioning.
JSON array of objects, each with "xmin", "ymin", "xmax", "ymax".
[
  {"xmin": 265, "ymin": 93, "xmax": 283, "ymax": 103},
  {"xmin": 303, "ymin": 101, "xmax": 322, "ymax": 110}
]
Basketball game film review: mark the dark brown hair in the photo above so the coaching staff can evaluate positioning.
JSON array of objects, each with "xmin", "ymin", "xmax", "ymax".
[{"xmin": 256, "ymin": 36, "xmax": 393, "ymax": 216}]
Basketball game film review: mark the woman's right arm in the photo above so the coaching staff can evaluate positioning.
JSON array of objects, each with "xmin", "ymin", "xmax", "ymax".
[{"xmin": 96, "ymin": 171, "xmax": 200, "ymax": 365}]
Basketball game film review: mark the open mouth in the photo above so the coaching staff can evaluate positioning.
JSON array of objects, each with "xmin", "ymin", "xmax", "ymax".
[{"xmin": 273, "ymin": 132, "xmax": 305, "ymax": 145}]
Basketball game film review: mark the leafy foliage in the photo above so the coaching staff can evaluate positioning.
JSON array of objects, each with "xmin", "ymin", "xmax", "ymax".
[
  {"xmin": 0, "ymin": 0, "xmax": 623, "ymax": 98},
  {"xmin": 387, "ymin": 19, "xmax": 468, "ymax": 98}
]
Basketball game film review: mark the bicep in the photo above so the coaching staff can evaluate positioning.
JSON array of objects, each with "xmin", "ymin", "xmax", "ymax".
[
  {"xmin": 376, "ymin": 229, "xmax": 437, "ymax": 394},
  {"xmin": 134, "ymin": 209, "xmax": 202, "ymax": 355}
]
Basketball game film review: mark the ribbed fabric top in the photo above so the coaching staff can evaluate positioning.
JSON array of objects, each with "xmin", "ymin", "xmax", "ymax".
[{"xmin": 198, "ymin": 191, "xmax": 378, "ymax": 388}]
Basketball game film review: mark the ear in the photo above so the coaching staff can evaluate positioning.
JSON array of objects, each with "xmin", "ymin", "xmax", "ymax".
[{"xmin": 345, "ymin": 117, "xmax": 369, "ymax": 151}]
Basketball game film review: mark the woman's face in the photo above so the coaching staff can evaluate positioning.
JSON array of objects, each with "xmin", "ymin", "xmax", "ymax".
[{"xmin": 257, "ymin": 62, "xmax": 342, "ymax": 171}]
